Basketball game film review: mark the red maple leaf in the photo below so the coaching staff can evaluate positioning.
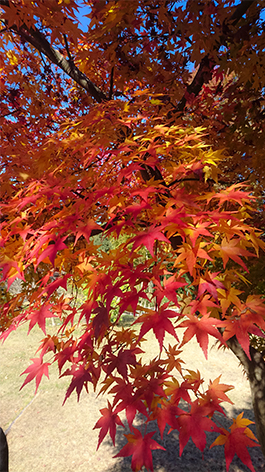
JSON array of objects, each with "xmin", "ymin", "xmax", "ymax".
[
  {"xmin": 93, "ymin": 400, "xmax": 124, "ymax": 449},
  {"xmin": 114, "ymin": 427, "xmax": 165, "ymax": 472},
  {"xmin": 211, "ymin": 184, "xmax": 252, "ymax": 206},
  {"xmin": 205, "ymin": 376, "xmax": 234, "ymax": 405},
  {"xmin": 164, "ymin": 378, "xmax": 192, "ymax": 404},
  {"xmin": 244, "ymin": 295, "xmax": 265, "ymax": 318},
  {"xmin": 136, "ymin": 374, "xmax": 167, "ymax": 409},
  {"xmin": 131, "ymin": 186, "xmax": 158, "ymax": 202},
  {"xmin": 222, "ymin": 302, "xmax": 265, "ymax": 358},
  {"xmin": 111, "ymin": 380, "xmax": 148, "ymax": 429},
  {"xmin": 55, "ymin": 340, "xmax": 78, "ymax": 374},
  {"xmin": 189, "ymin": 295, "xmax": 219, "ymax": 317},
  {"xmin": 104, "ymin": 281, "xmax": 123, "ymax": 311},
  {"xmin": 183, "ymin": 369, "xmax": 204, "ymax": 392},
  {"xmin": 1, "ymin": 259, "xmax": 25, "ymax": 289},
  {"xmin": 92, "ymin": 302, "xmax": 109, "ymax": 339},
  {"xmin": 153, "ymin": 274, "xmax": 187, "ymax": 306},
  {"xmin": 17, "ymin": 193, "xmax": 38, "ymax": 210},
  {"xmin": 174, "ymin": 401, "xmax": 220, "ymax": 455},
  {"xmin": 44, "ymin": 274, "xmax": 71, "ymax": 297},
  {"xmin": 102, "ymin": 348, "xmax": 140, "ymax": 380},
  {"xmin": 37, "ymin": 238, "xmax": 67, "ymax": 266},
  {"xmin": 136, "ymin": 303, "xmax": 179, "ymax": 351},
  {"xmin": 162, "ymin": 344, "xmax": 184, "ymax": 373},
  {"xmin": 124, "ymin": 201, "xmax": 151, "ymax": 221},
  {"xmin": 119, "ymin": 287, "xmax": 149, "ymax": 316},
  {"xmin": 150, "ymin": 399, "xmax": 180, "ymax": 439},
  {"xmin": 37, "ymin": 335, "xmax": 56, "ymax": 358},
  {"xmin": 210, "ymin": 413, "xmax": 259, "ymax": 472},
  {"xmin": 61, "ymin": 364, "xmax": 94, "ymax": 404},
  {"xmin": 199, "ymin": 375, "xmax": 234, "ymax": 416},
  {"xmin": 27, "ymin": 303, "xmax": 55, "ymax": 334},
  {"xmin": 20, "ymin": 357, "xmax": 50, "ymax": 394},
  {"xmin": 197, "ymin": 271, "xmax": 225, "ymax": 300},
  {"xmin": 79, "ymin": 299, "xmax": 96, "ymax": 323},
  {"xmin": 131, "ymin": 226, "xmax": 170, "ymax": 257},
  {"xmin": 178, "ymin": 313, "xmax": 224, "ymax": 359},
  {"xmin": 74, "ymin": 220, "xmax": 100, "ymax": 244},
  {"xmin": 174, "ymin": 242, "xmax": 213, "ymax": 275}
]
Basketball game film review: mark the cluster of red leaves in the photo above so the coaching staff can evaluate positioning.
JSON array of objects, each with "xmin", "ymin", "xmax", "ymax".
[
  {"xmin": 1, "ymin": 0, "xmax": 265, "ymax": 469},
  {"xmin": 0, "ymin": 115, "xmax": 264, "ymax": 472}
]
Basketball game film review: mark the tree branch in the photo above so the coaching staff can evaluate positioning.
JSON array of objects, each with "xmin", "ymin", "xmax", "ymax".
[
  {"xmin": 0, "ymin": 0, "xmax": 108, "ymax": 103},
  {"xmin": 230, "ymin": 0, "xmax": 255, "ymax": 25},
  {"xmin": 225, "ymin": 336, "xmax": 251, "ymax": 375},
  {"xmin": 18, "ymin": 27, "xmax": 108, "ymax": 103}
]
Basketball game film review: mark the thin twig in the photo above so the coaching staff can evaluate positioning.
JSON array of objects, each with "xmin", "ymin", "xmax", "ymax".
[
  {"xmin": 63, "ymin": 33, "xmax": 73, "ymax": 65},
  {"xmin": 109, "ymin": 66, "xmax": 114, "ymax": 100},
  {"xmin": 0, "ymin": 109, "xmax": 20, "ymax": 118}
]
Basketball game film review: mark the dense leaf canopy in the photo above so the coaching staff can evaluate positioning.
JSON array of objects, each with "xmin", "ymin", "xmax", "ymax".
[{"xmin": 1, "ymin": 1, "xmax": 265, "ymax": 471}]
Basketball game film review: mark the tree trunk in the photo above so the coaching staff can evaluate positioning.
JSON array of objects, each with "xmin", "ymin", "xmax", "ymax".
[
  {"xmin": 226, "ymin": 337, "xmax": 265, "ymax": 457},
  {"xmin": 0, "ymin": 428, "xmax": 8, "ymax": 472}
]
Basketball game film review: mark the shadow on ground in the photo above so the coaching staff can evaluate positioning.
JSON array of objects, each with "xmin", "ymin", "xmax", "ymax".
[{"xmin": 104, "ymin": 405, "xmax": 265, "ymax": 472}]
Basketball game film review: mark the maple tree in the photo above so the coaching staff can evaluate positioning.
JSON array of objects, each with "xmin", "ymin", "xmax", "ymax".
[{"xmin": 1, "ymin": 1, "xmax": 265, "ymax": 471}]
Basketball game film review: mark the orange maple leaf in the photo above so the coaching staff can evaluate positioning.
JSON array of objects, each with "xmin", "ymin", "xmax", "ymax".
[{"xmin": 218, "ymin": 238, "xmax": 254, "ymax": 270}]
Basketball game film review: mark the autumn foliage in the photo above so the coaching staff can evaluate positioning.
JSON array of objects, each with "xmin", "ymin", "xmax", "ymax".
[{"xmin": 1, "ymin": 1, "xmax": 265, "ymax": 471}]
